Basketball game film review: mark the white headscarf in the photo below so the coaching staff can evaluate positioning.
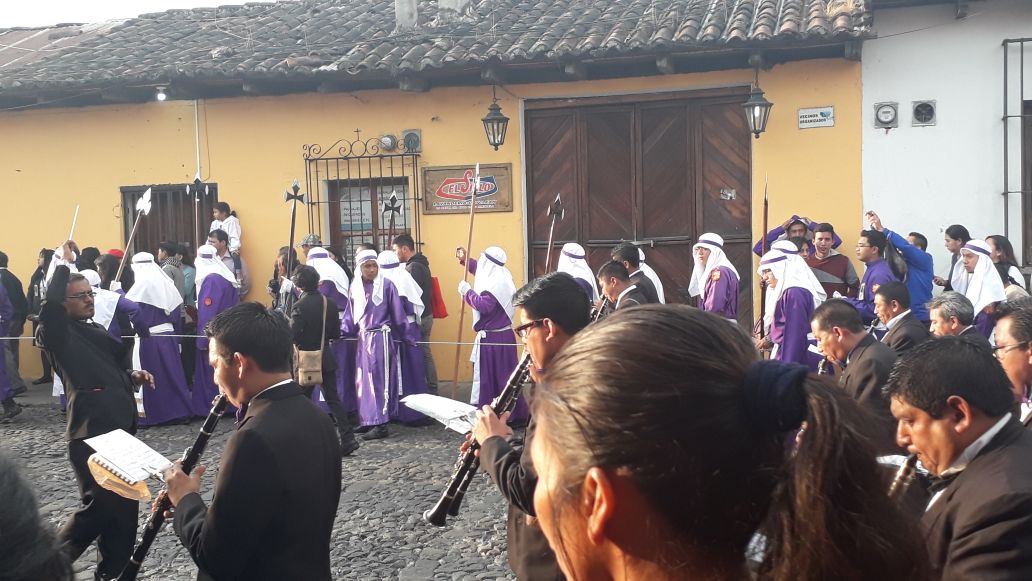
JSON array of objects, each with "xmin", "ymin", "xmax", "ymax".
[
  {"xmin": 957, "ymin": 241, "xmax": 1007, "ymax": 314},
  {"xmin": 126, "ymin": 252, "xmax": 184, "ymax": 314},
  {"xmin": 758, "ymin": 250, "xmax": 824, "ymax": 329},
  {"xmin": 195, "ymin": 244, "xmax": 239, "ymax": 289},
  {"xmin": 557, "ymin": 243, "xmax": 598, "ymax": 302},
  {"xmin": 472, "ymin": 246, "xmax": 516, "ymax": 325},
  {"xmin": 377, "ymin": 250, "xmax": 424, "ymax": 319},
  {"xmin": 350, "ymin": 249, "xmax": 383, "ymax": 321},
  {"xmin": 772, "ymin": 239, "xmax": 826, "ymax": 303},
  {"xmin": 81, "ymin": 269, "xmax": 118, "ymax": 331},
  {"xmin": 637, "ymin": 248, "xmax": 666, "ymax": 304},
  {"xmin": 305, "ymin": 247, "xmax": 350, "ymax": 296},
  {"xmin": 688, "ymin": 234, "xmax": 740, "ymax": 300}
]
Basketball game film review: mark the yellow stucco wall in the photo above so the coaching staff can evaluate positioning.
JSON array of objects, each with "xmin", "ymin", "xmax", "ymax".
[{"xmin": 0, "ymin": 58, "xmax": 861, "ymax": 380}]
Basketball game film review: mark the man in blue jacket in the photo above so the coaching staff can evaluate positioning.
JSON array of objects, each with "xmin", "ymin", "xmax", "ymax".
[{"xmin": 865, "ymin": 211, "xmax": 934, "ymax": 324}]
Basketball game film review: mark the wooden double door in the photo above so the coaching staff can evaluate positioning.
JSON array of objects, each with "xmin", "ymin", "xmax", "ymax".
[{"xmin": 525, "ymin": 89, "xmax": 755, "ymax": 325}]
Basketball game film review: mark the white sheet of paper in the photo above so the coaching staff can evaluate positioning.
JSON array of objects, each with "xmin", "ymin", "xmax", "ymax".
[
  {"xmin": 401, "ymin": 394, "xmax": 477, "ymax": 434},
  {"xmin": 85, "ymin": 429, "xmax": 172, "ymax": 483}
]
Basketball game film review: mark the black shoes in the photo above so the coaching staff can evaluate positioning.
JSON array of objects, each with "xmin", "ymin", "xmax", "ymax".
[
  {"xmin": 340, "ymin": 433, "xmax": 360, "ymax": 457},
  {"xmin": 361, "ymin": 424, "xmax": 388, "ymax": 441},
  {"xmin": 32, "ymin": 376, "xmax": 52, "ymax": 385},
  {"xmin": 1, "ymin": 399, "xmax": 23, "ymax": 423}
]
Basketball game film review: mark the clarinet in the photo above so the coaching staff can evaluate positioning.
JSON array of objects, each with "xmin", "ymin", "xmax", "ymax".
[
  {"xmin": 590, "ymin": 296, "xmax": 611, "ymax": 323},
  {"xmin": 423, "ymin": 353, "xmax": 533, "ymax": 527},
  {"xmin": 887, "ymin": 453, "xmax": 919, "ymax": 502},
  {"xmin": 817, "ymin": 358, "xmax": 829, "ymax": 375},
  {"xmin": 118, "ymin": 395, "xmax": 229, "ymax": 581}
]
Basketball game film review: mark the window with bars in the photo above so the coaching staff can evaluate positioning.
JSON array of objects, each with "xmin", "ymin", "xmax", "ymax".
[{"xmin": 120, "ymin": 183, "xmax": 219, "ymax": 259}]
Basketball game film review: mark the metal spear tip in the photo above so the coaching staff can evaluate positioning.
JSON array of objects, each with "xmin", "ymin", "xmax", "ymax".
[
  {"xmin": 291, "ymin": 179, "xmax": 300, "ymax": 194},
  {"xmin": 548, "ymin": 192, "xmax": 564, "ymax": 220},
  {"xmin": 138, "ymin": 187, "xmax": 153, "ymax": 215}
]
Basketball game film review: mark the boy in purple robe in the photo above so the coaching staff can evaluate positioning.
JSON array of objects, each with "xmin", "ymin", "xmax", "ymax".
[
  {"xmin": 955, "ymin": 241, "xmax": 1007, "ymax": 338},
  {"xmin": 128, "ymin": 253, "xmax": 193, "ymax": 426},
  {"xmin": 343, "ymin": 249, "xmax": 421, "ymax": 440},
  {"xmin": 456, "ymin": 246, "xmax": 529, "ymax": 424},
  {"xmin": 377, "ymin": 250, "xmax": 429, "ymax": 424},
  {"xmin": 687, "ymin": 233, "xmax": 740, "ymax": 321},
  {"xmin": 192, "ymin": 245, "xmax": 240, "ymax": 416},
  {"xmin": 757, "ymin": 251, "xmax": 821, "ymax": 367},
  {"xmin": 846, "ymin": 230, "xmax": 898, "ymax": 324},
  {"xmin": 305, "ymin": 247, "xmax": 357, "ymax": 416}
]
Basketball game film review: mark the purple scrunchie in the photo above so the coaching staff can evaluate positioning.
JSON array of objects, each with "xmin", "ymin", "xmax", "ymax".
[{"xmin": 743, "ymin": 360, "xmax": 809, "ymax": 433}]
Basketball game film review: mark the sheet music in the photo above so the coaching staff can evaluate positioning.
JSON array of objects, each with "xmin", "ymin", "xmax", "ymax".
[
  {"xmin": 85, "ymin": 429, "xmax": 172, "ymax": 483},
  {"xmin": 402, "ymin": 394, "xmax": 477, "ymax": 434}
]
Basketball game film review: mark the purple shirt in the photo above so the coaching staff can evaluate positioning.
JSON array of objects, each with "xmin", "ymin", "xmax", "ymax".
[
  {"xmin": 770, "ymin": 287, "xmax": 815, "ymax": 365},
  {"xmin": 700, "ymin": 266, "xmax": 738, "ymax": 320},
  {"xmin": 847, "ymin": 259, "xmax": 897, "ymax": 324}
]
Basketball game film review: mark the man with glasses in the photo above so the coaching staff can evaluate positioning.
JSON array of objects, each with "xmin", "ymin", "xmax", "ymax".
[
  {"xmin": 37, "ymin": 266, "xmax": 154, "ymax": 580},
  {"xmin": 993, "ymin": 298, "xmax": 1032, "ymax": 424},
  {"xmin": 846, "ymin": 229, "xmax": 899, "ymax": 325}
]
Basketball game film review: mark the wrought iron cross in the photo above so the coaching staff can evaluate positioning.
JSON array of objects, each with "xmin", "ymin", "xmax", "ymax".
[
  {"xmin": 543, "ymin": 192, "xmax": 565, "ymax": 273},
  {"xmin": 381, "ymin": 190, "xmax": 403, "ymax": 245}
]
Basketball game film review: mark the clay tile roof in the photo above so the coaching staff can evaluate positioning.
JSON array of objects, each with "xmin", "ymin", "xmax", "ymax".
[{"xmin": 0, "ymin": 0, "xmax": 870, "ymax": 97}]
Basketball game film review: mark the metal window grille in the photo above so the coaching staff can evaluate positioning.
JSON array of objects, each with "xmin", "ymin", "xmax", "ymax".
[
  {"xmin": 120, "ymin": 183, "xmax": 218, "ymax": 257},
  {"xmin": 1003, "ymin": 38, "xmax": 1032, "ymax": 266}
]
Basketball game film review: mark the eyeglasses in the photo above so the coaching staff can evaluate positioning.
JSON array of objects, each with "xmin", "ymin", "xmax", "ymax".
[
  {"xmin": 66, "ymin": 291, "xmax": 96, "ymax": 301},
  {"xmin": 513, "ymin": 319, "xmax": 545, "ymax": 338},
  {"xmin": 855, "ymin": 244, "xmax": 872, "ymax": 248},
  {"xmin": 993, "ymin": 341, "xmax": 1029, "ymax": 359}
]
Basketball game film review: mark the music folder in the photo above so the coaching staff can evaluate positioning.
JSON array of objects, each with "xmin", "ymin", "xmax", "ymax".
[{"xmin": 84, "ymin": 429, "xmax": 173, "ymax": 501}]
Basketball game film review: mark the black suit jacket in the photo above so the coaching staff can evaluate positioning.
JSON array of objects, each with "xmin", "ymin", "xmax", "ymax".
[
  {"xmin": 882, "ymin": 312, "xmax": 930, "ymax": 355},
  {"xmin": 958, "ymin": 325, "xmax": 992, "ymax": 349},
  {"xmin": 629, "ymin": 270, "xmax": 659, "ymax": 304},
  {"xmin": 615, "ymin": 285, "xmax": 648, "ymax": 310},
  {"xmin": 289, "ymin": 291, "xmax": 341, "ymax": 371},
  {"xmin": 174, "ymin": 382, "xmax": 342, "ymax": 581},
  {"xmin": 0, "ymin": 268, "xmax": 28, "ymax": 329},
  {"xmin": 922, "ymin": 419, "xmax": 1032, "ymax": 579},
  {"xmin": 840, "ymin": 334, "xmax": 899, "ymax": 454}
]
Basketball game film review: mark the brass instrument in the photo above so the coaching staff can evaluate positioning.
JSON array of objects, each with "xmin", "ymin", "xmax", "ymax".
[{"xmin": 887, "ymin": 454, "xmax": 919, "ymax": 502}]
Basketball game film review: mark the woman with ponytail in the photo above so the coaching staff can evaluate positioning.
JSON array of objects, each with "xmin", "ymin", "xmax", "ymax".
[{"xmin": 529, "ymin": 305, "xmax": 927, "ymax": 581}]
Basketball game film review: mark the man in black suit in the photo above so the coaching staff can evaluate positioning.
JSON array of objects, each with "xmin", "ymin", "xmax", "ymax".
[
  {"xmin": 927, "ymin": 291, "xmax": 990, "ymax": 347},
  {"xmin": 597, "ymin": 261, "xmax": 647, "ymax": 310},
  {"xmin": 611, "ymin": 242, "xmax": 659, "ymax": 304},
  {"xmin": 811, "ymin": 299, "xmax": 899, "ymax": 453},
  {"xmin": 165, "ymin": 301, "xmax": 341, "ymax": 581},
  {"xmin": 474, "ymin": 272, "xmax": 589, "ymax": 580},
  {"xmin": 0, "ymin": 250, "xmax": 28, "ymax": 375},
  {"xmin": 874, "ymin": 281, "xmax": 930, "ymax": 355},
  {"xmin": 37, "ymin": 266, "xmax": 154, "ymax": 581},
  {"xmin": 885, "ymin": 337, "xmax": 1032, "ymax": 578},
  {"xmin": 993, "ymin": 298, "xmax": 1032, "ymax": 425},
  {"xmin": 289, "ymin": 265, "xmax": 359, "ymax": 456}
]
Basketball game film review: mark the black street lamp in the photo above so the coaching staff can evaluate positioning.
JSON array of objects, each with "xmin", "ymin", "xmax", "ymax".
[
  {"xmin": 482, "ymin": 86, "xmax": 509, "ymax": 150},
  {"xmin": 742, "ymin": 71, "xmax": 773, "ymax": 139}
]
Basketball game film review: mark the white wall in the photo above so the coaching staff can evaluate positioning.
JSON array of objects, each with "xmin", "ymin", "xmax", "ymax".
[{"xmin": 862, "ymin": 0, "xmax": 1032, "ymax": 276}]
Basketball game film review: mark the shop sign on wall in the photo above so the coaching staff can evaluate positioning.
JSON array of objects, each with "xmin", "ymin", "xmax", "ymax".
[
  {"xmin": 798, "ymin": 106, "xmax": 835, "ymax": 129},
  {"xmin": 422, "ymin": 164, "xmax": 513, "ymax": 214}
]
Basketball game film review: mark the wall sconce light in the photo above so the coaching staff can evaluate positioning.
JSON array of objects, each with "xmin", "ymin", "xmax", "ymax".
[
  {"xmin": 482, "ymin": 85, "xmax": 509, "ymax": 151},
  {"xmin": 742, "ymin": 70, "xmax": 773, "ymax": 139},
  {"xmin": 155, "ymin": 86, "xmax": 168, "ymax": 102}
]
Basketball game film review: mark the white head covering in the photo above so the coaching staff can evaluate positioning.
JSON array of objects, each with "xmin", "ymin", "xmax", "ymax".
[
  {"xmin": 758, "ymin": 250, "xmax": 824, "ymax": 329},
  {"xmin": 957, "ymin": 241, "xmax": 1007, "ymax": 314},
  {"xmin": 126, "ymin": 252, "xmax": 184, "ymax": 314},
  {"xmin": 772, "ymin": 239, "xmax": 826, "ymax": 302},
  {"xmin": 377, "ymin": 250, "xmax": 424, "ymax": 319},
  {"xmin": 80, "ymin": 269, "xmax": 118, "ymax": 331},
  {"xmin": 688, "ymin": 234, "xmax": 740, "ymax": 300},
  {"xmin": 195, "ymin": 244, "xmax": 239, "ymax": 289},
  {"xmin": 637, "ymin": 248, "xmax": 666, "ymax": 304},
  {"xmin": 350, "ymin": 249, "xmax": 383, "ymax": 320},
  {"xmin": 557, "ymin": 243, "xmax": 598, "ymax": 302},
  {"xmin": 81, "ymin": 269, "xmax": 102, "ymax": 288},
  {"xmin": 305, "ymin": 247, "xmax": 350, "ymax": 296},
  {"xmin": 473, "ymin": 246, "xmax": 516, "ymax": 325}
]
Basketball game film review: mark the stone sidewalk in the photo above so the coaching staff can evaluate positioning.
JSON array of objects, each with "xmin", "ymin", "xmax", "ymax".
[{"xmin": 1, "ymin": 383, "xmax": 517, "ymax": 580}]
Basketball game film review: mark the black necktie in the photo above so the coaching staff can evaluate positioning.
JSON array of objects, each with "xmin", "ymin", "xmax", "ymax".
[{"xmin": 928, "ymin": 471, "xmax": 959, "ymax": 494}]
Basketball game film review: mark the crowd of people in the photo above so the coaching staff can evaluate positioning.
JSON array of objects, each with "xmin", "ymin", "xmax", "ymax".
[{"xmin": 4, "ymin": 202, "xmax": 1032, "ymax": 581}]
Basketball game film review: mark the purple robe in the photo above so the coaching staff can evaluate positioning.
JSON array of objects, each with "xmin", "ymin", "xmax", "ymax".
[
  {"xmin": 700, "ymin": 266, "xmax": 739, "ymax": 320},
  {"xmin": 846, "ymin": 259, "xmax": 897, "ymax": 324},
  {"xmin": 462, "ymin": 258, "xmax": 528, "ymax": 423},
  {"xmin": 770, "ymin": 287, "xmax": 815, "ymax": 366},
  {"xmin": 974, "ymin": 310, "xmax": 997, "ymax": 339},
  {"xmin": 105, "ymin": 293, "xmax": 143, "ymax": 343},
  {"xmin": 192, "ymin": 276, "xmax": 239, "ymax": 416},
  {"xmin": 0, "ymin": 286, "xmax": 11, "ymax": 401},
  {"xmin": 343, "ymin": 278, "xmax": 419, "ymax": 426},
  {"xmin": 135, "ymin": 304, "xmax": 193, "ymax": 426},
  {"xmin": 394, "ymin": 292, "xmax": 429, "ymax": 424}
]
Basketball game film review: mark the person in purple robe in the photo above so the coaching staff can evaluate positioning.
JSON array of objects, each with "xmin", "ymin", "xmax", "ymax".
[
  {"xmin": 343, "ymin": 249, "xmax": 421, "ymax": 440},
  {"xmin": 377, "ymin": 250, "xmax": 429, "ymax": 424},
  {"xmin": 80, "ymin": 269, "xmax": 143, "ymax": 344},
  {"xmin": 846, "ymin": 230, "xmax": 898, "ymax": 325},
  {"xmin": 305, "ymin": 247, "xmax": 356, "ymax": 417},
  {"xmin": 0, "ymin": 283, "xmax": 20, "ymax": 421},
  {"xmin": 192, "ymin": 244, "xmax": 240, "ymax": 417},
  {"xmin": 688, "ymin": 233, "xmax": 740, "ymax": 321},
  {"xmin": 954, "ymin": 240, "xmax": 1007, "ymax": 338},
  {"xmin": 455, "ymin": 245, "xmax": 529, "ymax": 424},
  {"xmin": 127, "ymin": 252, "xmax": 193, "ymax": 426},
  {"xmin": 752, "ymin": 214, "xmax": 843, "ymax": 256},
  {"xmin": 557, "ymin": 243, "xmax": 599, "ymax": 304},
  {"xmin": 757, "ymin": 251, "xmax": 823, "ymax": 367}
]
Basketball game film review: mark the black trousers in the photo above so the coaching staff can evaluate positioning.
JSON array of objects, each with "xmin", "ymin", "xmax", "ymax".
[
  {"xmin": 302, "ymin": 367, "xmax": 355, "ymax": 437},
  {"xmin": 60, "ymin": 439, "xmax": 139, "ymax": 578}
]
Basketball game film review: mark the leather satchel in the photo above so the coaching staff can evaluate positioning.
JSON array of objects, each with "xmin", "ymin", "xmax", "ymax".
[{"xmin": 296, "ymin": 295, "xmax": 327, "ymax": 387}]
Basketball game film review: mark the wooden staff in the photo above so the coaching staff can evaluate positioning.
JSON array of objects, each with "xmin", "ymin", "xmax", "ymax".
[
  {"xmin": 451, "ymin": 164, "xmax": 481, "ymax": 399},
  {"xmin": 67, "ymin": 205, "xmax": 80, "ymax": 241}
]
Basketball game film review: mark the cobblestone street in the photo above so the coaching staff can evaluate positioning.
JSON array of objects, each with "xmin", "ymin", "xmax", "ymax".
[{"xmin": 1, "ymin": 384, "xmax": 516, "ymax": 581}]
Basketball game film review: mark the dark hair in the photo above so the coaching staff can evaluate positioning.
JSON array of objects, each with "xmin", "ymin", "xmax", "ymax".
[
  {"xmin": 811, "ymin": 299, "xmax": 864, "ymax": 334},
  {"xmin": 908, "ymin": 232, "xmax": 928, "ymax": 251},
  {"xmin": 997, "ymin": 297, "xmax": 1032, "ymax": 343},
  {"xmin": 75, "ymin": 247, "xmax": 100, "ymax": 272},
  {"xmin": 536, "ymin": 306, "xmax": 927, "ymax": 580},
  {"xmin": 0, "ymin": 250, "xmax": 7, "ymax": 268},
  {"xmin": 207, "ymin": 229, "xmax": 229, "ymax": 244},
  {"xmin": 291, "ymin": 265, "xmax": 320, "ymax": 292},
  {"xmin": 513, "ymin": 272, "xmax": 590, "ymax": 336},
  {"xmin": 859, "ymin": 229, "xmax": 886, "ymax": 256},
  {"xmin": 0, "ymin": 455, "xmax": 73, "ymax": 581},
  {"xmin": 788, "ymin": 236, "xmax": 809, "ymax": 252},
  {"xmin": 927, "ymin": 291, "xmax": 975, "ymax": 326},
  {"xmin": 214, "ymin": 201, "xmax": 237, "ymax": 218},
  {"xmin": 205, "ymin": 302, "xmax": 292, "ymax": 373},
  {"xmin": 986, "ymin": 235, "xmax": 1020, "ymax": 269},
  {"xmin": 393, "ymin": 234, "xmax": 416, "ymax": 251},
  {"xmin": 96, "ymin": 254, "xmax": 135, "ymax": 291},
  {"xmin": 885, "ymin": 336, "xmax": 1013, "ymax": 419},
  {"xmin": 356, "ymin": 242, "xmax": 379, "ymax": 254},
  {"xmin": 178, "ymin": 242, "xmax": 195, "ymax": 267},
  {"xmin": 786, "ymin": 219, "xmax": 807, "ymax": 232},
  {"xmin": 875, "ymin": 281, "xmax": 910, "ymax": 310},
  {"xmin": 67, "ymin": 273, "xmax": 87, "ymax": 285},
  {"xmin": 158, "ymin": 241, "xmax": 180, "ymax": 256},
  {"xmin": 277, "ymin": 247, "xmax": 299, "ymax": 275},
  {"xmin": 945, "ymin": 224, "xmax": 971, "ymax": 244},
  {"xmin": 39, "ymin": 248, "xmax": 54, "ymax": 272},
  {"xmin": 813, "ymin": 223, "xmax": 835, "ymax": 235},
  {"xmin": 596, "ymin": 260, "xmax": 630, "ymax": 282},
  {"xmin": 610, "ymin": 242, "xmax": 640, "ymax": 268}
]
